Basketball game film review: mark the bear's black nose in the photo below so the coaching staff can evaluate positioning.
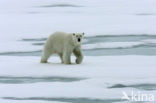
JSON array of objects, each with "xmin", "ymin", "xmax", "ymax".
[{"xmin": 78, "ymin": 38, "xmax": 81, "ymax": 42}]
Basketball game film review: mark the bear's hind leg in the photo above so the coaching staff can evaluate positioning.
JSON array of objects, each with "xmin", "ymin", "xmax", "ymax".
[
  {"xmin": 63, "ymin": 49, "xmax": 71, "ymax": 64},
  {"xmin": 59, "ymin": 53, "xmax": 64, "ymax": 63},
  {"xmin": 40, "ymin": 50, "xmax": 52, "ymax": 63}
]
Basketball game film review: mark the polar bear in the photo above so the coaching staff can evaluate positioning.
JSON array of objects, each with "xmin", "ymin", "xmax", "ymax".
[{"xmin": 40, "ymin": 32, "xmax": 84, "ymax": 64}]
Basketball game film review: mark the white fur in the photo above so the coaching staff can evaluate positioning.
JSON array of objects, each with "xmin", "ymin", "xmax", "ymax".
[{"xmin": 40, "ymin": 32, "xmax": 84, "ymax": 64}]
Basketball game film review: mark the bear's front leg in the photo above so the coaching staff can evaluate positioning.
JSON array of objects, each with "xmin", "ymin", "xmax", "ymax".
[
  {"xmin": 76, "ymin": 55, "xmax": 83, "ymax": 64},
  {"xmin": 73, "ymin": 48, "xmax": 83, "ymax": 64},
  {"xmin": 76, "ymin": 53, "xmax": 83, "ymax": 64},
  {"xmin": 63, "ymin": 48, "xmax": 72, "ymax": 64}
]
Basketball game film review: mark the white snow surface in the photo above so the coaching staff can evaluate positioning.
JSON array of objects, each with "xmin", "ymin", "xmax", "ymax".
[
  {"xmin": 0, "ymin": 0, "xmax": 156, "ymax": 42},
  {"xmin": 0, "ymin": 0, "xmax": 156, "ymax": 103},
  {"xmin": 0, "ymin": 56, "xmax": 156, "ymax": 101},
  {"xmin": 0, "ymin": 0, "xmax": 156, "ymax": 53}
]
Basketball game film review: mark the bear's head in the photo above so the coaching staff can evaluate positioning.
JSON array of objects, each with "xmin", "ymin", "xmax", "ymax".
[{"xmin": 72, "ymin": 33, "xmax": 84, "ymax": 46}]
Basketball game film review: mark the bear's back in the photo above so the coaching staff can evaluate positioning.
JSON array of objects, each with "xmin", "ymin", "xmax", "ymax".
[
  {"xmin": 46, "ymin": 32, "xmax": 72, "ymax": 53},
  {"xmin": 48, "ymin": 32, "xmax": 66, "ymax": 42}
]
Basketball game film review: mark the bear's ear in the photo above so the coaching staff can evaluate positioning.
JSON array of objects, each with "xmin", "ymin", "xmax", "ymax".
[
  {"xmin": 73, "ymin": 33, "xmax": 75, "ymax": 36},
  {"xmin": 82, "ymin": 32, "xmax": 85, "ymax": 35}
]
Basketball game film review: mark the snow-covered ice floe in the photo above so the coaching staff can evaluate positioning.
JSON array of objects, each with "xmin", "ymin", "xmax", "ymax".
[
  {"xmin": 0, "ymin": 0, "xmax": 156, "ymax": 102},
  {"xmin": 1, "ymin": 0, "xmax": 156, "ymax": 41},
  {"xmin": 0, "ymin": 56, "xmax": 156, "ymax": 103}
]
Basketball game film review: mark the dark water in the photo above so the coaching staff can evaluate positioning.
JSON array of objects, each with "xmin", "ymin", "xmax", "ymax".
[
  {"xmin": 0, "ymin": 76, "xmax": 85, "ymax": 84},
  {"xmin": 38, "ymin": 4, "xmax": 84, "ymax": 8},
  {"xmin": 3, "ymin": 97, "xmax": 123, "ymax": 103},
  {"xmin": 0, "ymin": 35, "xmax": 156, "ymax": 56},
  {"xmin": 108, "ymin": 83, "xmax": 156, "ymax": 91}
]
